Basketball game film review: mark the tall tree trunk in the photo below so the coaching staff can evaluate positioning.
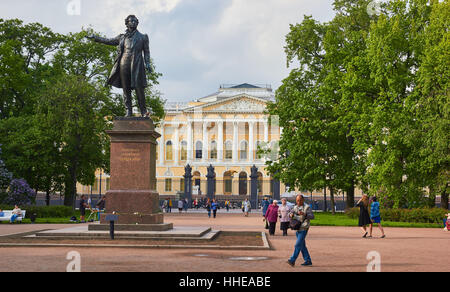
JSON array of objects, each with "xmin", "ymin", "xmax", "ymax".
[
  {"xmin": 64, "ymin": 162, "xmax": 78, "ymax": 210},
  {"xmin": 45, "ymin": 189, "xmax": 50, "ymax": 206},
  {"xmin": 346, "ymin": 183, "xmax": 355, "ymax": 209},
  {"xmin": 330, "ymin": 187, "xmax": 336, "ymax": 215},
  {"xmin": 323, "ymin": 187, "xmax": 327, "ymax": 212},
  {"xmin": 441, "ymin": 183, "xmax": 449, "ymax": 210}
]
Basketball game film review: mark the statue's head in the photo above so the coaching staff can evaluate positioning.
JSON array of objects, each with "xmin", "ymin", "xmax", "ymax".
[{"xmin": 125, "ymin": 15, "xmax": 139, "ymax": 30}]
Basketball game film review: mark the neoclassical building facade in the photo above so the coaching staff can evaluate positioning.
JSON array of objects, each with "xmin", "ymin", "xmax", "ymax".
[
  {"xmin": 155, "ymin": 83, "xmax": 286, "ymax": 197},
  {"xmin": 76, "ymin": 83, "xmax": 289, "ymax": 199}
]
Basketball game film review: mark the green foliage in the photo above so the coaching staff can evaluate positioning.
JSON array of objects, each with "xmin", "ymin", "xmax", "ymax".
[
  {"xmin": 268, "ymin": 0, "xmax": 449, "ymax": 209},
  {"xmin": 346, "ymin": 207, "xmax": 447, "ymax": 223},
  {"xmin": 0, "ymin": 204, "xmax": 75, "ymax": 218},
  {"xmin": 0, "ymin": 21, "xmax": 165, "ymax": 209}
]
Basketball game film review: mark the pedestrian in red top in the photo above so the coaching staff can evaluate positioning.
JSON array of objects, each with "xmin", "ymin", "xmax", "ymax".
[{"xmin": 265, "ymin": 200, "xmax": 279, "ymax": 236}]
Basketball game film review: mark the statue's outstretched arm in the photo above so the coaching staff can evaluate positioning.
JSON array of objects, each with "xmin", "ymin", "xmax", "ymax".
[{"xmin": 86, "ymin": 34, "xmax": 122, "ymax": 46}]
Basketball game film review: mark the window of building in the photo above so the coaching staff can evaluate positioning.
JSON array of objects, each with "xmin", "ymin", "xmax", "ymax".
[
  {"xmin": 240, "ymin": 141, "xmax": 248, "ymax": 160},
  {"xmin": 166, "ymin": 141, "xmax": 173, "ymax": 161},
  {"xmin": 224, "ymin": 171, "xmax": 233, "ymax": 194},
  {"xmin": 210, "ymin": 141, "xmax": 217, "ymax": 159},
  {"xmin": 180, "ymin": 141, "xmax": 187, "ymax": 161},
  {"xmin": 195, "ymin": 141, "xmax": 203, "ymax": 159},
  {"xmin": 225, "ymin": 141, "xmax": 233, "ymax": 160},
  {"xmin": 180, "ymin": 178, "xmax": 185, "ymax": 192},
  {"xmin": 256, "ymin": 141, "xmax": 264, "ymax": 159},
  {"xmin": 165, "ymin": 178, "xmax": 172, "ymax": 192}
]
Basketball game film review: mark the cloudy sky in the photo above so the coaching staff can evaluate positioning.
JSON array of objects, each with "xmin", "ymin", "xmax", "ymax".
[{"xmin": 0, "ymin": 0, "xmax": 336, "ymax": 102}]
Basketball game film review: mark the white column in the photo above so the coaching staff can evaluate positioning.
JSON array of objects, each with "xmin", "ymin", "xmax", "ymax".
[
  {"xmin": 264, "ymin": 119, "xmax": 269, "ymax": 142},
  {"xmin": 174, "ymin": 123, "xmax": 179, "ymax": 165},
  {"xmin": 249, "ymin": 121, "xmax": 254, "ymax": 162},
  {"xmin": 187, "ymin": 121, "xmax": 193, "ymax": 162},
  {"xmin": 233, "ymin": 121, "xmax": 238, "ymax": 162},
  {"xmin": 202, "ymin": 121, "xmax": 208, "ymax": 162},
  {"xmin": 218, "ymin": 120, "xmax": 224, "ymax": 162},
  {"xmin": 159, "ymin": 123, "xmax": 164, "ymax": 165}
]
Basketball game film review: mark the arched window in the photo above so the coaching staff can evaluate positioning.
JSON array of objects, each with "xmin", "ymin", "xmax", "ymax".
[
  {"xmin": 239, "ymin": 172, "xmax": 248, "ymax": 195},
  {"xmin": 210, "ymin": 141, "xmax": 217, "ymax": 159},
  {"xmin": 256, "ymin": 141, "xmax": 264, "ymax": 159},
  {"xmin": 240, "ymin": 141, "xmax": 248, "ymax": 160},
  {"xmin": 195, "ymin": 141, "xmax": 203, "ymax": 159},
  {"xmin": 257, "ymin": 172, "xmax": 263, "ymax": 195},
  {"xmin": 269, "ymin": 141, "xmax": 279, "ymax": 161},
  {"xmin": 166, "ymin": 141, "xmax": 173, "ymax": 161},
  {"xmin": 224, "ymin": 171, "xmax": 233, "ymax": 195},
  {"xmin": 180, "ymin": 141, "xmax": 187, "ymax": 161},
  {"xmin": 225, "ymin": 141, "xmax": 233, "ymax": 160}
]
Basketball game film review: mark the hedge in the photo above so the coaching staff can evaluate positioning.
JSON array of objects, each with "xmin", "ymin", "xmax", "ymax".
[
  {"xmin": 345, "ymin": 207, "xmax": 448, "ymax": 224},
  {"xmin": 0, "ymin": 205, "xmax": 76, "ymax": 218}
]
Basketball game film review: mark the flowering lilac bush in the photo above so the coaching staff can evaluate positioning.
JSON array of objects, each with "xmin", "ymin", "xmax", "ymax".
[{"xmin": 4, "ymin": 178, "xmax": 36, "ymax": 206}]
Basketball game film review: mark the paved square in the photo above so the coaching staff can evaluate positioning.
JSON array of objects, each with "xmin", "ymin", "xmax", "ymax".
[{"xmin": 0, "ymin": 212, "xmax": 448, "ymax": 272}]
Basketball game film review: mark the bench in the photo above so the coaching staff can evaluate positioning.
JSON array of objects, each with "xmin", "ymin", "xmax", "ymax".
[{"xmin": 0, "ymin": 210, "xmax": 26, "ymax": 223}]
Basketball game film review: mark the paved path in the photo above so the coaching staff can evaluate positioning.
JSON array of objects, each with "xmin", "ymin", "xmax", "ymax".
[{"xmin": 0, "ymin": 214, "xmax": 448, "ymax": 272}]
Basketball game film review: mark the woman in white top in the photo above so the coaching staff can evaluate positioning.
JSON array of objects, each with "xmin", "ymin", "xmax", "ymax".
[{"xmin": 278, "ymin": 198, "xmax": 291, "ymax": 236}]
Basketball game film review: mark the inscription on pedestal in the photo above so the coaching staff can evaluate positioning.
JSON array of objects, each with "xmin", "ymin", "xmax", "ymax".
[{"xmin": 119, "ymin": 148, "xmax": 142, "ymax": 162}]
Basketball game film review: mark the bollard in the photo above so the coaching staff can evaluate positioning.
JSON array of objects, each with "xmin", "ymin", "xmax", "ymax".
[{"xmin": 105, "ymin": 215, "xmax": 119, "ymax": 240}]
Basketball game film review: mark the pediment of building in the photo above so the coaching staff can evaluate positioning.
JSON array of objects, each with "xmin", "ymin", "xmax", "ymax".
[{"xmin": 185, "ymin": 94, "xmax": 267, "ymax": 113}]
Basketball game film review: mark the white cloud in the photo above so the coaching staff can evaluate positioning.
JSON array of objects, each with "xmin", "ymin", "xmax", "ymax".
[
  {"xmin": 92, "ymin": 0, "xmax": 182, "ymax": 33},
  {"xmin": 0, "ymin": 0, "xmax": 336, "ymax": 101}
]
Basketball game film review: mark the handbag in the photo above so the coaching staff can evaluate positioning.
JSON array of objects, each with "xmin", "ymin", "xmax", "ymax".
[
  {"xmin": 265, "ymin": 219, "xmax": 269, "ymax": 229},
  {"xmin": 289, "ymin": 218, "xmax": 302, "ymax": 230}
]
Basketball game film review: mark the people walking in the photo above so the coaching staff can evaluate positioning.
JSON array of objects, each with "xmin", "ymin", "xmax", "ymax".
[
  {"xmin": 369, "ymin": 196, "xmax": 385, "ymax": 238},
  {"xmin": 261, "ymin": 197, "xmax": 270, "ymax": 218},
  {"xmin": 287, "ymin": 194, "xmax": 315, "ymax": 267},
  {"xmin": 242, "ymin": 198, "xmax": 251, "ymax": 217},
  {"xmin": 184, "ymin": 198, "xmax": 189, "ymax": 212},
  {"xmin": 265, "ymin": 200, "xmax": 279, "ymax": 236},
  {"xmin": 211, "ymin": 199, "xmax": 218, "ymax": 218},
  {"xmin": 168, "ymin": 198, "xmax": 173, "ymax": 213},
  {"xmin": 79, "ymin": 196, "xmax": 88, "ymax": 223},
  {"xmin": 356, "ymin": 195, "xmax": 372, "ymax": 238},
  {"xmin": 278, "ymin": 198, "xmax": 291, "ymax": 236},
  {"xmin": 193, "ymin": 198, "xmax": 197, "ymax": 209},
  {"xmin": 225, "ymin": 200, "xmax": 230, "ymax": 212},
  {"xmin": 206, "ymin": 198, "xmax": 212, "ymax": 218}
]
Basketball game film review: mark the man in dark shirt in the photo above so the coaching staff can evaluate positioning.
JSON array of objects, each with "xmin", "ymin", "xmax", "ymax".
[{"xmin": 79, "ymin": 195, "xmax": 88, "ymax": 223}]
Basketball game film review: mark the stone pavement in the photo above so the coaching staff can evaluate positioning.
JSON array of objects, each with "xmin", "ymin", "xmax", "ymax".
[{"xmin": 0, "ymin": 213, "xmax": 448, "ymax": 272}]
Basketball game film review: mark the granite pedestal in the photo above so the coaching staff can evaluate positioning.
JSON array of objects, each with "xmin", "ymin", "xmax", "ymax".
[{"xmin": 89, "ymin": 117, "xmax": 172, "ymax": 232}]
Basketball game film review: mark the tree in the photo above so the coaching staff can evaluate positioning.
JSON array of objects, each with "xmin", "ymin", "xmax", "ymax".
[
  {"xmin": 37, "ymin": 74, "xmax": 110, "ymax": 208},
  {"xmin": 412, "ymin": 0, "xmax": 449, "ymax": 209},
  {"xmin": 266, "ymin": 2, "xmax": 373, "ymax": 209},
  {"xmin": 268, "ymin": 0, "xmax": 449, "ymax": 210},
  {"xmin": 0, "ymin": 116, "xmax": 64, "ymax": 205},
  {"xmin": 0, "ymin": 145, "xmax": 13, "ymax": 201},
  {"xmin": 0, "ymin": 19, "xmax": 63, "ymax": 119}
]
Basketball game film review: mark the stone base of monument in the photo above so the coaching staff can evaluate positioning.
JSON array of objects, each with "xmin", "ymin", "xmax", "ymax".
[
  {"xmin": 89, "ymin": 117, "xmax": 173, "ymax": 233},
  {"xmin": 35, "ymin": 225, "xmax": 218, "ymax": 241},
  {"xmin": 88, "ymin": 222, "xmax": 173, "ymax": 232}
]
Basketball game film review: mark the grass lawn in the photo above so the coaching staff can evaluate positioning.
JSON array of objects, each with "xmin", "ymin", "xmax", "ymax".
[
  {"xmin": 0, "ymin": 210, "xmax": 98, "ymax": 224},
  {"xmin": 1, "ymin": 211, "xmax": 444, "ymax": 228},
  {"xmin": 312, "ymin": 212, "xmax": 443, "ymax": 228}
]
